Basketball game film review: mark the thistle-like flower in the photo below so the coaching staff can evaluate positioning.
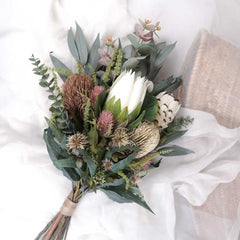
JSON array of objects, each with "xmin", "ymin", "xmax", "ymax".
[
  {"xmin": 129, "ymin": 121, "xmax": 160, "ymax": 158},
  {"xmin": 109, "ymin": 128, "xmax": 131, "ymax": 148},
  {"xmin": 155, "ymin": 92, "xmax": 181, "ymax": 130},
  {"xmin": 62, "ymin": 73, "xmax": 94, "ymax": 117},
  {"xmin": 97, "ymin": 110, "xmax": 114, "ymax": 136},
  {"xmin": 102, "ymin": 159, "xmax": 114, "ymax": 170},
  {"xmin": 66, "ymin": 133, "xmax": 88, "ymax": 156},
  {"xmin": 90, "ymin": 86, "xmax": 105, "ymax": 102}
]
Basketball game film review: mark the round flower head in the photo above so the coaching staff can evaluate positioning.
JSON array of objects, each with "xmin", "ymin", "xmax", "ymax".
[
  {"xmin": 97, "ymin": 111, "xmax": 114, "ymax": 136},
  {"xmin": 66, "ymin": 133, "xmax": 88, "ymax": 157},
  {"xmin": 129, "ymin": 121, "xmax": 160, "ymax": 158}
]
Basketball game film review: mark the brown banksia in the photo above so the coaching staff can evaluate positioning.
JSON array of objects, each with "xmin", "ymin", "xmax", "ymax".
[
  {"xmin": 129, "ymin": 121, "xmax": 160, "ymax": 158},
  {"xmin": 62, "ymin": 73, "xmax": 94, "ymax": 117}
]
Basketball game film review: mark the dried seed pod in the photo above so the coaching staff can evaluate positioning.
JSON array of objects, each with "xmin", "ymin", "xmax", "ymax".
[
  {"xmin": 109, "ymin": 128, "xmax": 131, "ymax": 148},
  {"xmin": 129, "ymin": 121, "xmax": 160, "ymax": 158},
  {"xmin": 66, "ymin": 133, "xmax": 88, "ymax": 156},
  {"xmin": 62, "ymin": 73, "xmax": 94, "ymax": 117}
]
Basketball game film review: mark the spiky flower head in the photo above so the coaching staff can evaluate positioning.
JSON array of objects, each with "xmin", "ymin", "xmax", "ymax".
[
  {"xmin": 90, "ymin": 86, "xmax": 105, "ymax": 102},
  {"xmin": 109, "ymin": 128, "xmax": 131, "ymax": 148},
  {"xmin": 155, "ymin": 92, "xmax": 181, "ymax": 130},
  {"xmin": 66, "ymin": 133, "xmax": 88, "ymax": 157},
  {"xmin": 130, "ymin": 174, "xmax": 141, "ymax": 185},
  {"xmin": 97, "ymin": 110, "xmax": 114, "ymax": 136},
  {"xmin": 102, "ymin": 159, "xmax": 114, "ymax": 171},
  {"xmin": 62, "ymin": 73, "xmax": 94, "ymax": 117},
  {"xmin": 129, "ymin": 121, "xmax": 160, "ymax": 158}
]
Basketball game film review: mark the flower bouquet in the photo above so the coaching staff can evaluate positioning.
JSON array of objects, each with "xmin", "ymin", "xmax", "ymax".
[{"xmin": 30, "ymin": 19, "xmax": 193, "ymax": 240}]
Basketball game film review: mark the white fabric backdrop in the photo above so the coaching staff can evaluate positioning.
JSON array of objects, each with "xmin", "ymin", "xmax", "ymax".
[{"xmin": 0, "ymin": 0, "xmax": 240, "ymax": 239}]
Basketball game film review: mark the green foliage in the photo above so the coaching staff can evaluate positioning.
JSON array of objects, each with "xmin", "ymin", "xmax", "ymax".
[
  {"xmin": 99, "ymin": 184, "xmax": 154, "ymax": 214},
  {"xmin": 158, "ymin": 146, "xmax": 194, "ymax": 156},
  {"xmin": 77, "ymin": 148, "xmax": 97, "ymax": 177},
  {"xmin": 152, "ymin": 75, "xmax": 182, "ymax": 95},
  {"xmin": 95, "ymin": 90, "xmax": 108, "ymax": 117},
  {"xmin": 75, "ymin": 23, "xmax": 88, "ymax": 64},
  {"xmin": 167, "ymin": 116, "xmax": 194, "ymax": 132},
  {"xmin": 87, "ymin": 34, "xmax": 100, "ymax": 71},
  {"xmin": 127, "ymin": 110, "xmax": 145, "ymax": 130},
  {"xmin": 49, "ymin": 54, "xmax": 72, "ymax": 82},
  {"xmin": 141, "ymin": 92, "xmax": 158, "ymax": 122},
  {"xmin": 111, "ymin": 152, "xmax": 137, "ymax": 173},
  {"xmin": 113, "ymin": 48, "xmax": 123, "ymax": 78},
  {"xmin": 159, "ymin": 130, "xmax": 188, "ymax": 146},
  {"xmin": 43, "ymin": 128, "xmax": 80, "ymax": 181}
]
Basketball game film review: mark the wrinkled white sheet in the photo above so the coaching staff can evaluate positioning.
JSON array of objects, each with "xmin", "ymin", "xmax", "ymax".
[{"xmin": 1, "ymin": 0, "xmax": 240, "ymax": 239}]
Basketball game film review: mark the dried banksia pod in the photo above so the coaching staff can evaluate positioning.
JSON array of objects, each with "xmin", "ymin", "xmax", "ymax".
[
  {"xmin": 66, "ymin": 133, "xmax": 88, "ymax": 156},
  {"xmin": 129, "ymin": 121, "xmax": 160, "ymax": 158},
  {"xmin": 155, "ymin": 92, "xmax": 181, "ymax": 130},
  {"xmin": 97, "ymin": 110, "xmax": 114, "ymax": 136},
  {"xmin": 109, "ymin": 128, "xmax": 131, "ymax": 148},
  {"xmin": 62, "ymin": 73, "xmax": 94, "ymax": 117},
  {"xmin": 90, "ymin": 86, "xmax": 105, "ymax": 102}
]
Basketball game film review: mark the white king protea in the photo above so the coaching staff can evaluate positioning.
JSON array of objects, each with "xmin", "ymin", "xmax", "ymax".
[
  {"xmin": 155, "ymin": 92, "xmax": 181, "ymax": 130},
  {"xmin": 105, "ymin": 70, "xmax": 153, "ymax": 121}
]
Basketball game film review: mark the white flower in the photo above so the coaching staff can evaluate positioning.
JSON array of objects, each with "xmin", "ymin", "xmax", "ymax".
[
  {"xmin": 105, "ymin": 70, "xmax": 152, "ymax": 121},
  {"xmin": 155, "ymin": 92, "xmax": 181, "ymax": 129}
]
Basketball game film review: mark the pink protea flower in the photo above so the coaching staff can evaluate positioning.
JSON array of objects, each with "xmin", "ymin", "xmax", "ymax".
[
  {"xmin": 97, "ymin": 110, "xmax": 114, "ymax": 136},
  {"xmin": 90, "ymin": 86, "xmax": 105, "ymax": 102}
]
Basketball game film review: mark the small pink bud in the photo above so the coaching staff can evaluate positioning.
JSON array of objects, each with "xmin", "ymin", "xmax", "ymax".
[
  {"xmin": 142, "ymin": 160, "xmax": 152, "ymax": 169},
  {"xmin": 90, "ymin": 86, "xmax": 105, "ymax": 102},
  {"xmin": 98, "ymin": 110, "xmax": 114, "ymax": 136}
]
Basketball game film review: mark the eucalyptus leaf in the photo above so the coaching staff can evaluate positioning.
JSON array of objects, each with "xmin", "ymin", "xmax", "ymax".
[
  {"xmin": 45, "ymin": 117, "xmax": 63, "ymax": 143},
  {"xmin": 77, "ymin": 148, "xmax": 97, "ymax": 177},
  {"xmin": 100, "ymin": 184, "xmax": 154, "ymax": 213},
  {"xmin": 141, "ymin": 92, "xmax": 158, "ymax": 122},
  {"xmin": 155, "ymin": 42, "xmax": 176, "ymax": 67},
  {"xmin": 87, "ymin": 33, "xmax": 100, "ymax": 70},
  {"xmin": 122, "ymin": 58, "xmax": 139, "ymax": 70},
  {"xmin": 75, "ymin": 23, "xmax": 88, "ymax": 64},
  {"xmin": 49, "ymin": 54, "xmax": 72, "ymax": 82},
  {"xmin": 67, "ymin": 28, "xmax": 79, "ymax": 61},
  {"xmin": 127, "ymin": 110, "xmax": 145, "ymax": 130},
  {"xmin": 95, "ymin": 90, "xmax": 108, "ymax": 116},
  {"xmin": 123, "ymin": 45, "xmax": 135, "ymax": 59},
  {"xmin": 138, "ymin": 44, "xmax": 153, "ymax": 55},
  {"xmin": 127, "ymin": 34, "xmax": 140, "ymax": 48},
  {"xmin": 159, "ymin": 130, "xmax": 188, "ymax": 146},
  {"xmin": 111, "ymin": 152, "xmax": 136, "ymax": 173},
  {"xmin": 53, "ymin": 158, "xmax": 76, "ymax": 168},
  {"xmin": 158, "ymin": 145, "xmax": 194, "ymax": 156},
  {"xmin": 43, "ymin": 128, "xmax": 80, "ymax": 181}
]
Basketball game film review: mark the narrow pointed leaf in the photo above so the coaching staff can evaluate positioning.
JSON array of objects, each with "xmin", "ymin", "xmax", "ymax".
[
  {"xmin": 50, "ymin": 54, "xmax": 72, "ymax": 82},
  {"xmin": 75, "ymin": 23, "xmax": 88, "ymax": 64},
  {"xmin": 67, "ymin": 28, "xmax": 80, "ymax": 61},
  {"xmin": 158, "ymin": 146, "xmax": 194, "ymax": 156},
  {"xmin": 87, "ymin": 33, "xmax": 100, "ymax": 70},
  {"xmin": 155, "ymin": 42, "xmax": 176, "ymax": 66},
  {"xmin": 78, "ymin": 148, "xmax": 97, "ymax": 177},
  {"xmin": 111, "ymin": 152, "xmax": 136, "ymax": 173}
]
